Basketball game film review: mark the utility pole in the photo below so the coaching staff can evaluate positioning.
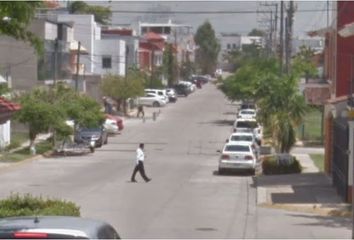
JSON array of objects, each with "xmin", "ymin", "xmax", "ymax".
[
  {"xmin": 75, "ymin": 41, "xmax": 81, "ymax": 92},
  {"xmin": 53, "ymin": 38, "xmax": 58, "ymax": 86},
  {"xmin": 269, "ymin": 10, "xmax": 273, "ymax": 56},
  {"xmin": 279, "ymin": 0, "xmax": 284, "ymax": 74},
  {"xmin": 150, "ymin": 48, "xmax": 155, "ymax": 88},
  {"xmin": 285, "ymin": 1, "xmax": 294, "ymax": 74},
  {"xmin": 125, "ymin": 45, "xmax": 129, "ymax": 80}
]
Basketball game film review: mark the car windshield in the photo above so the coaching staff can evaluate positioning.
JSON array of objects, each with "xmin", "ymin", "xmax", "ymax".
[
  {"xmin": 224, "ymin": 145, "xmax": 250, "ymax": 152},
  {"xmin": 231, "ymin": 135, "xmax": 253, "ymax": 141},
  {"xmin": 241, "ymin": 110, "xmax": 254, "ymax": 115},
  {"xmin": 81, "ymin": 128, "xmax": 101, "ymax": 132},
  {"xmin": 236, "ymin": 121, "xmax": 258, "ymax": 128}
]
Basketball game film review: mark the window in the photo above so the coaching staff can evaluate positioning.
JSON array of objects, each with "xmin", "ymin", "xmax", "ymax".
[
  {"xmin": 227, "ymin": 44, "xmax": 231, "ymax": 49},
  {"xmin": 232, "ymin": 43, "xmax": 236, "ymax": 49},
  {"xmin": 102, "ymin": 56, "xmax": 112, "ymax": 69}
]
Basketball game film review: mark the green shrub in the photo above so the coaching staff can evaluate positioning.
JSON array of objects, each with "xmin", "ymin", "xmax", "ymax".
[
  {"xmin": 5, "ymin": 140, "xmax": 21, "ymax": 151},
  {"xmin": 0, "ymin": 193, "xmax": 80, "ymax": 217},
  {"xmin": 262, "ymin": 155, "xmax": 302, "ymax": 175}
]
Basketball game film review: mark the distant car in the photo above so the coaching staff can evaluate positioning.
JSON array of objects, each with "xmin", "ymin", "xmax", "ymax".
[
  {"xmin": 173, "ymin": 83, "xmax": 190, "ymax": 96},
  {"xmin": 0, "ymin": 216, "xmax": 120, "ymax": 239},
  {"xmin": 137, "ymin": 93, "xmax": 167, "ymax": 107},
  {"xmin": 238, "ymin": 109, "xmax": 256, "ymax": 119},
  {"xmin": 145, "ymin": 89, "xmax": 169, "ymax": 103},
  {"xmin": 215, "ymin": 68, "xmax": 223, "ymax": 77},
  {"xmin": 74, "ymin": 127, "xmax": 108, "ymax": 148},
  {"xmin": 105, "ymin": 114, "xmax": 124, "ymax": 131},
  {"xmin": 179, "ymin": 81, "xmax": 196, "ymax": 92},
  {"xmin": 103, "ymin": 118, "xmax": 119, "ymax": 134},
  {"xmin": 165, "ymin": 88, "xmax": 178, "ymax": 102},
  {"xmin": 218, "ymin": 142, "xmax": 257, "ymax": 175},
  {"xmin": 240, "ymin": 101, "xmax": 256, "ymax": 110}
]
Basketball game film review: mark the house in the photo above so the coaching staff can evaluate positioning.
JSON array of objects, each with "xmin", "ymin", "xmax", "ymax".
[
  {"xmin": 0, "ymin": 96, "xmax": 21, "ymax": 149},
  {"xmin": 308, "ymin": 1, "xmax": 354, "ymax": 202},
  {"xmin": 0, "ymin": 18, "xmax": 73, "ymax": 91}
]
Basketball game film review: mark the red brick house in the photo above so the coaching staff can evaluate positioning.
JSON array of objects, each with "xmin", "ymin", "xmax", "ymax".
[{"xmin": 309, "ymin": 1, "xmax": 354, "ymax": 202}]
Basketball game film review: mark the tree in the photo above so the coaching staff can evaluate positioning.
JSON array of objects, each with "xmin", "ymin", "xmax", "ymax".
[
  {"xmin": 292, "ymin": 45, "xmax": 318, "ymax": 83},
  {"xmin": 180, "ymin": 55, "xmax": 195, "ymax": 80},
  {"xmin": 194, "ymin": 21, "xmax": 220, "ymax": 75},
  {"xmin": 219, "ymin": 57, "xmax": 308, "ymax": 153},
  {"xmin": 0, "ymin": 2, "xmax": 43, "ymax": 53},
  {"xmin": 14, "ymin": 84, "xmax": 104, "ymax": 148},
  {"xmin": 101, "ymin": 72, "xmax": 145, "ymax": 115},
  {"xmin": 69, "ymin": 1, "xmax": 111, "ymax": 25},
  {"xmin": 248, "ymin": 28, "xmax": 265, "ymax": 37},
  {"xmin": 163, "ymin": 43, "xmax": 177, "ymax": 87}
]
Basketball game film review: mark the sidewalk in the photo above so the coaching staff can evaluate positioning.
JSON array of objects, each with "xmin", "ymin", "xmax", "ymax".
[{"xmin": 256, "ymin": 150, "xmax": 351, "ymax": 217}]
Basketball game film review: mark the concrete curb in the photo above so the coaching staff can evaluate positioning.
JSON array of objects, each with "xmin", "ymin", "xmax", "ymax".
[
  {"xmin": 259, "ymin": 203, "xmax": 351, "ymax": 217},
  {"xmin": 0, "ymin": 153, "xmax": 46, "ymax": 174}
]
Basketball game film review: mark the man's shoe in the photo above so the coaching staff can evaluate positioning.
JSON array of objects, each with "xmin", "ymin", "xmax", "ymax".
[
  {"xmin": 131, "ymin": 179, "xmax": 137, "ymax": 183},
  {"xmin": 145, "ymin": 178, "xmax": 151, "ymax": 182}
]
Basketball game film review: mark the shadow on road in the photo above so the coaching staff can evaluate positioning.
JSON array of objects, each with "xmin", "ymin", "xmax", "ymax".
[
  {"xmin": 212, "ymin": 170, "xmax": 255, "ymax": 177},
  {"xmin": 286, "ymin": 212, "xmax": 351, "ymax": 230},
  {"xmin": 223, "ymin": 111, "xmax": 236, "ymax": 115},
  {"xmin": 198, "ymin": 119, "xmax": 234, "ymax": 126}
]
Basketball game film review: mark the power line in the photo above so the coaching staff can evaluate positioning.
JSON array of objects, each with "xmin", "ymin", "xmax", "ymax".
[{"xmin": 110, "ymin": 9, "xmax": 334, "ymax": 14}]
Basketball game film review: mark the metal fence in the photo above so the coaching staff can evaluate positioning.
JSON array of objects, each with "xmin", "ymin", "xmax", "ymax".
[{"xmin": 332, "ymin": 118, "xmax": 349, "ymax": 201}]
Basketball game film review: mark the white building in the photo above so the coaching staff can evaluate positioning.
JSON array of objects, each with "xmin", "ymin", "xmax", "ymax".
[{"xmin": 292, "ymin": 36, "xmax": 324, "ymax": 55}]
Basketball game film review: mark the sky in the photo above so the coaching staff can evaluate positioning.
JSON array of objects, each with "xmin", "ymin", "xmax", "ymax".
[{"xmin": 88, "ymin": 1, "xmax": 331, "ymax": 37}]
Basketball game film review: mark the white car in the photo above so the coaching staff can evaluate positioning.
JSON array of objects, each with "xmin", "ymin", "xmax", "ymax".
[
  {"xmin": 145, "ymin": 89, "xmax": 169, "ymax": 103},
  {"xmin": 233, "ymin": 118, "xmax": 259, "ymax": 132},
  {"xmin": 227, "ymin": 132, "xmax": 260, "ymax": 158},
  {"xmin": 103, "ymin": 118, "xmax": 119, "ymax": 134},
  {"xmin": 218, "ymin": 142, "xmax": 257, "ymax": 175},
  {"xmin": 238, "ymin": 109, "xmax": 256, "ymax": 119},
  {"xmin": 137, "ymin": 93, "xmax": 167, "ymax": 107}
]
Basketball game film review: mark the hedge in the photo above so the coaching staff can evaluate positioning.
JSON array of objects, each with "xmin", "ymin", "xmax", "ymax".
[
  {"xmin": 0, "ymin": 193, "xmax": 80, "ymax": 217},
  {"xmin": 262, "ymin": 155, "xmax": 302, "ymax": 175}
]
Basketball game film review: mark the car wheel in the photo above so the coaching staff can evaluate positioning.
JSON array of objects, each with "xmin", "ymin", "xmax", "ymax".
[{"xmin": 153, "ymin": 101, "xmax": 160, "ymax": 107}]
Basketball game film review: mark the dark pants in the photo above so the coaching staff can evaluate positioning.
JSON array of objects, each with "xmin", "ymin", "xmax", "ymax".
[{"xmin": 131, "ymin": 161, "xmax": 149, "ymax": 182}]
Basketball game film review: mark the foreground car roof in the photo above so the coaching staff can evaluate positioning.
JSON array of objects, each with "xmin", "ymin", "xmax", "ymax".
[{"xmin": 0, "ymin": 216, "xmax": 119, "ymax": 239}]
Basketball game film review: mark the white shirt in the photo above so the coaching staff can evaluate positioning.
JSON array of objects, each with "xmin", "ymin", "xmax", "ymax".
[{"xmin": 136, "ymin": 147, "xmax": 144, "ymax": 164}]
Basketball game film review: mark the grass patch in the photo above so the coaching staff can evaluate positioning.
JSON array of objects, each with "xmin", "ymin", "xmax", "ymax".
[
  {"xmin": 0, "ymin": 140, "xmax": 53, "ymax": 163},
  {"xmin": 297, "ymin": 107, "xmax": 323, "ymax": 144},
  {"xmin": 310, "ymin": 153, "xmax": 324, "ymax": 172}
]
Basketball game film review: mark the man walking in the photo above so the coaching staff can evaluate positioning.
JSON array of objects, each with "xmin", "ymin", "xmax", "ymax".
[{"xmin": 131, "ymin": 143, "xmax": 151, "ymax": 183}]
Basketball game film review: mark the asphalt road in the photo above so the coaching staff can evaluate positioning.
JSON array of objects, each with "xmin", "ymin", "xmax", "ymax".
[{"xmin": 0, "ymin": 82, "xmax": 351, "ymax": 238}]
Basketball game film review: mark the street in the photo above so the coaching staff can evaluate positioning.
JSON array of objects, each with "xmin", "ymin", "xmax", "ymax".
[{"xmin": 0, "ymin": 83, "xmax": 351, "ymax": 238}]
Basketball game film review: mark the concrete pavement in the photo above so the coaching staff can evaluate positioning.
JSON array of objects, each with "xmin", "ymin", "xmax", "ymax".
[{"xmin": 256, "ymin": 148, "xmax": 351, "ymax": 218}]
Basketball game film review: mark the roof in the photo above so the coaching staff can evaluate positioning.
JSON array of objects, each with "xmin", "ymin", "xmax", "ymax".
[
  {"xmin": 307, "ymin": 27, "xmax": 331, "ymax": 37},
  {"xmin": 144, "ymin": 32, "xmax": 165, "ymax": 41},
  {"xmin": 0, "ymin": 97, "xmax": 21, "ymax": 113},
  {"xmin": 338, "ymin": 22, "xmax": 354, "ymax": 37}
]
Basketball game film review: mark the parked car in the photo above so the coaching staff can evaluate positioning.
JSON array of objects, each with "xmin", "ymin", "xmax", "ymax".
[
  {"xmin": 218, "ymin": 142, "xmax": 257, "ymax": 175},
  {"xmin": 145, "ymin": 89, "xmax": 169, "ymax": 103},
  {"xmin": 233, "ymin": 118, "xmax": 259, "ymax": 132},
  {"xmin": 137, "ymin": 93, "xmax": 167, "ymax": 107},
  {"xmin": 173, "ymin": 83, "xmax": 190, "ymax": 96},
  {"xmin": 227, "ymin": 132, "xmax": 260, "ymax": 158},
  {"xmin": 105, "ymin": 114, "xmax": 124, "ymax": 131},
  {"xmin": 0, "ymin": 216, "xmax": 120, "ymax": 239},
  {"xmin": 165, "ymin": 88, "xmax": 178, "ymax": 102},
  {"xmin": 103, "ymin": 118, "xmax": 119, "ymax": 134},
  {"xmin": 240, "ymin": 101, "xmax": 256, "ymax": 110},
  {"xmin": 179, "ymin": 81, "xmax": 196, "ymax": 92},
  {"xmin": 74, "ymin": 127, "xmax": 108, "ymax": 148},
  {"xmin": 215, "ymin": 68, "xmax": 223, "ymax": 77},
  {"xmin": 238, "ymin": 109, "xmax": 256, "ymax": 119}
]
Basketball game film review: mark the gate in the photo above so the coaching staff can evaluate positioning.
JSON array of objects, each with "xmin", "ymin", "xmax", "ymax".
[{"xmin": 332, "ymin": 118, "xmax": 349, "ymax": 201}]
